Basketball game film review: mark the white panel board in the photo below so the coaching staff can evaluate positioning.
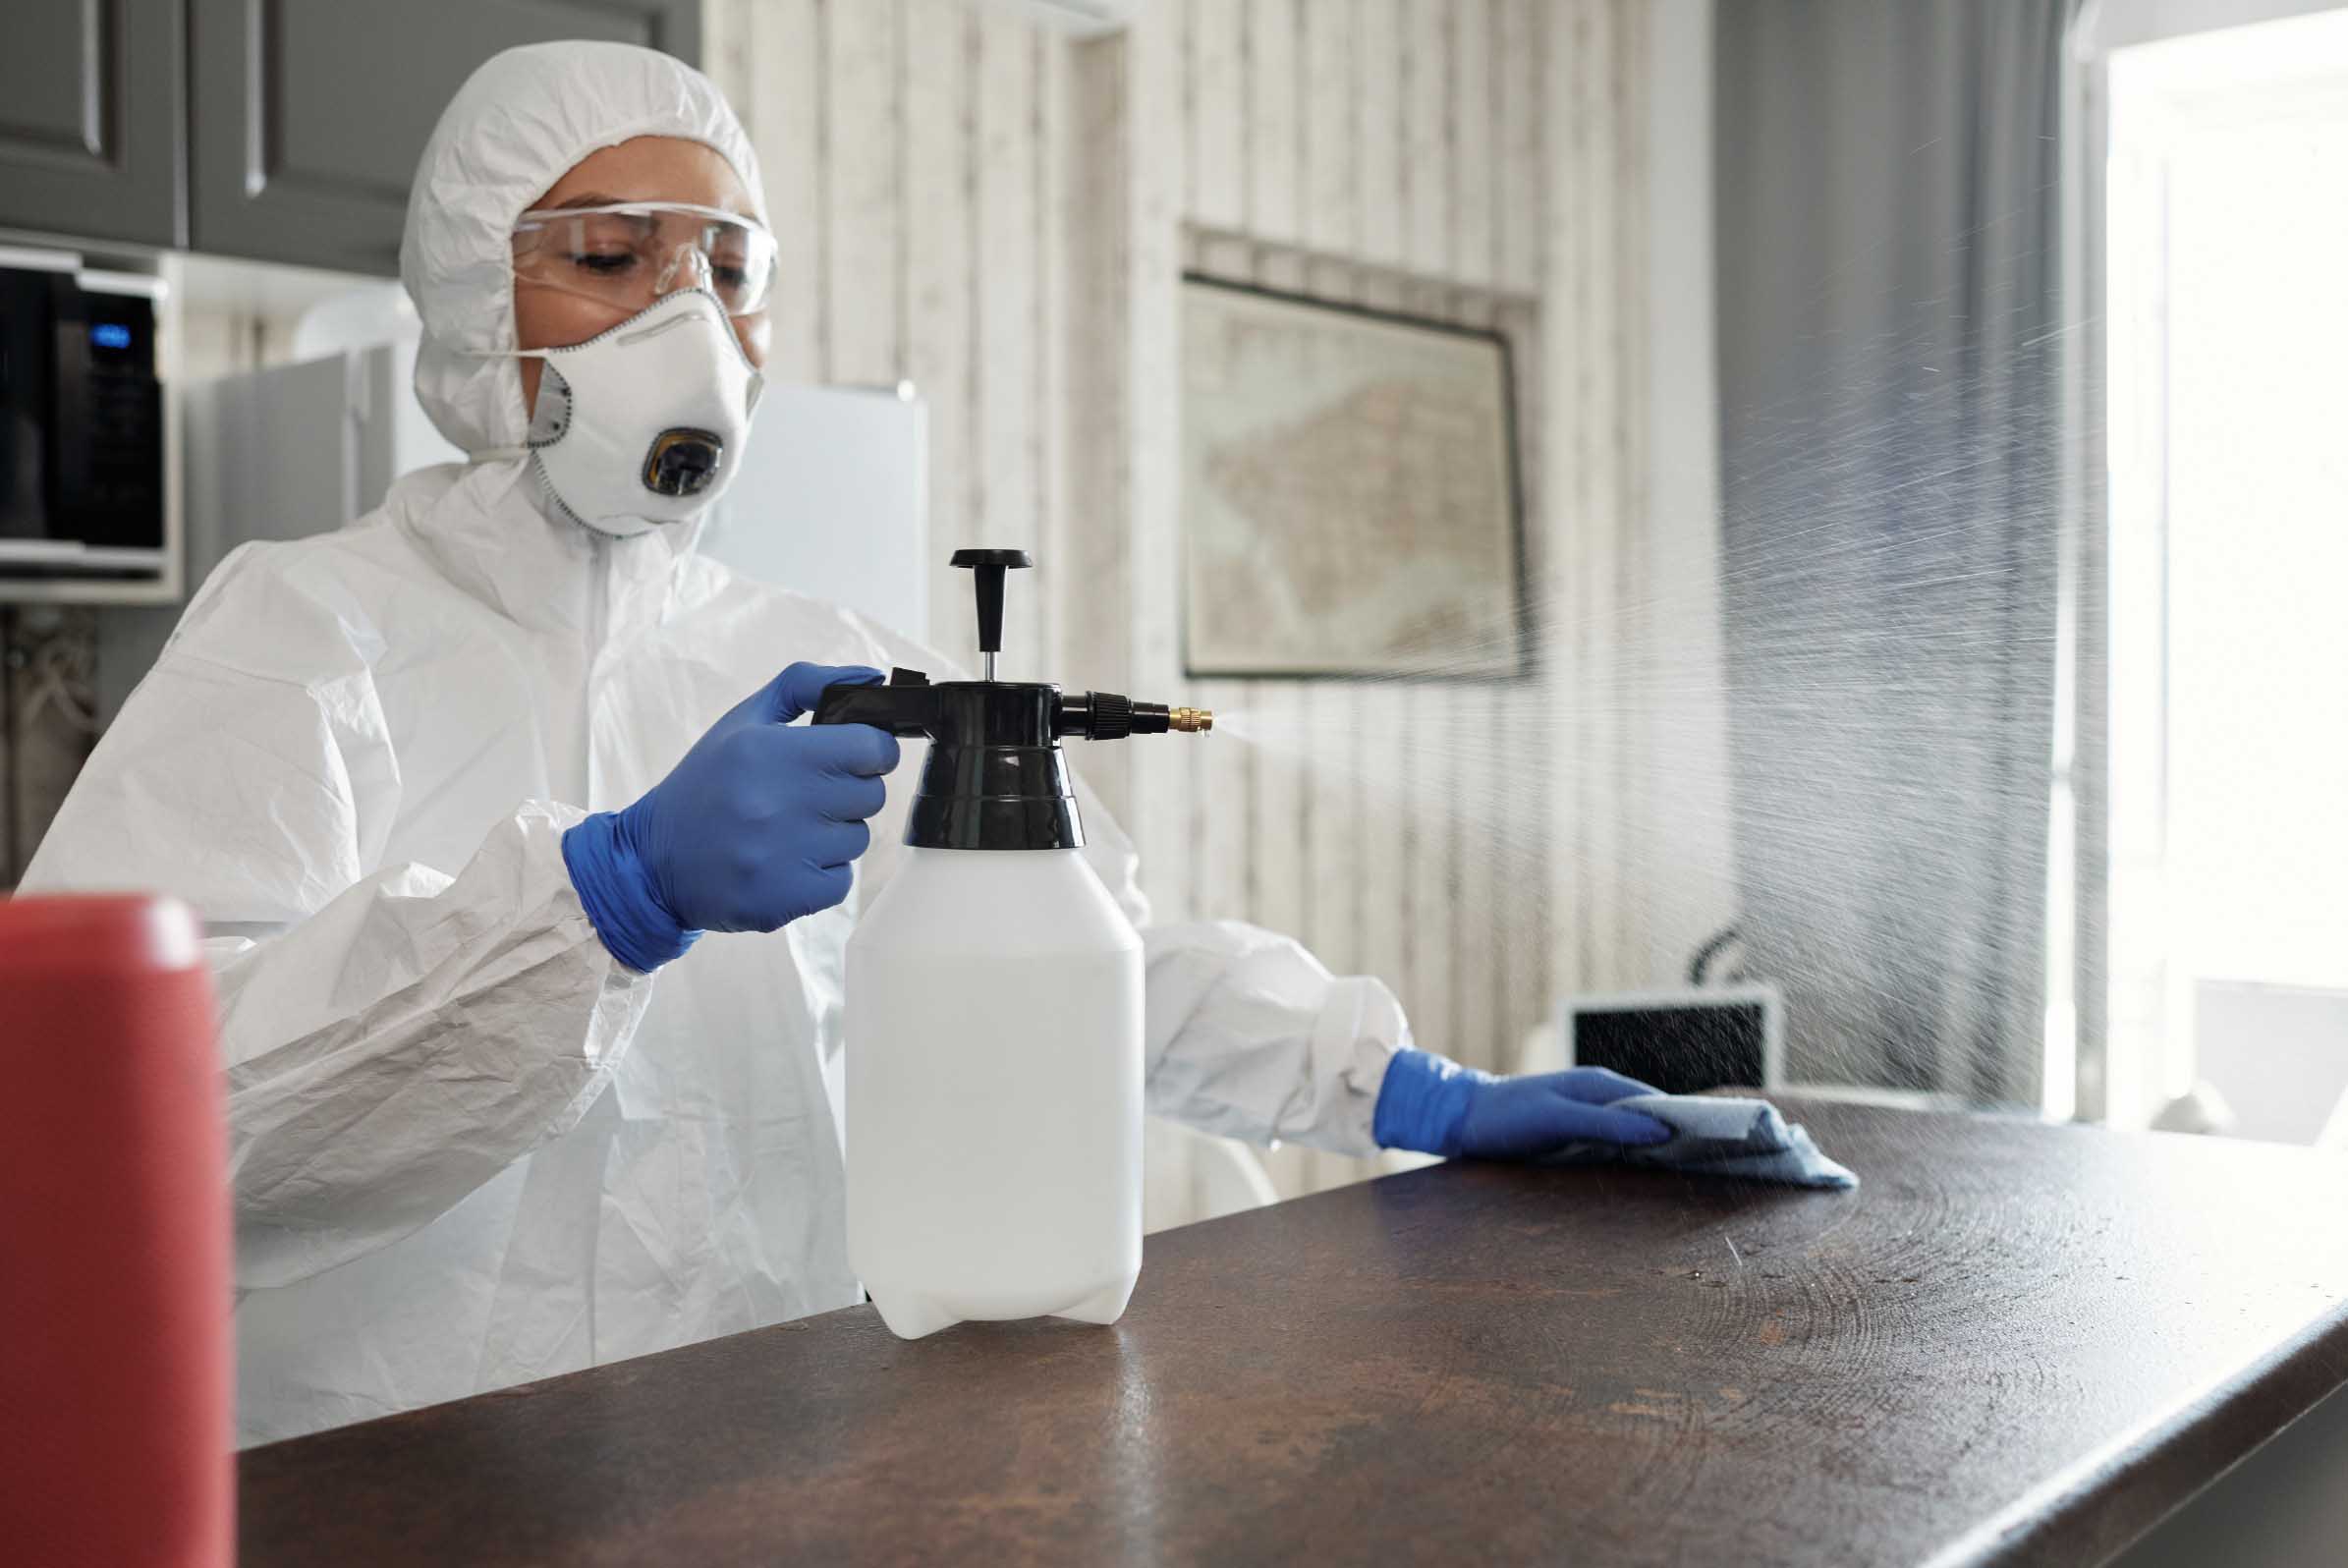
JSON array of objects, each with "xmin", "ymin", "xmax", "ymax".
[{"xmin": 701, "ymin": 383, "xmax": 930, "ymax": 644}]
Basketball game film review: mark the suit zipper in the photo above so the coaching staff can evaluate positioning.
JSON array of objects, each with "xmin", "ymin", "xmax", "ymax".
[{"xmin": 586, "ymin": 535, "xmax": 609, "ymax": 807}]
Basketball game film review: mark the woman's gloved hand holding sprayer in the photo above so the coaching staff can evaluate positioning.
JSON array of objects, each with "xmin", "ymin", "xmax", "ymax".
[
  {"xmin": 562, "ymin": 663, "xmax": 897, "ymax": 971},
  {"xmin": 564, "ymin": 660, "xmax": 1667, "ymax": 1155}
]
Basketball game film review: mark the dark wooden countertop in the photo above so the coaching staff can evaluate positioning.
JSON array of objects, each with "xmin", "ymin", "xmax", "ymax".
[{"xmin": 238, "ymin": 1101, "xmax": 2348, "ymax": 1567}]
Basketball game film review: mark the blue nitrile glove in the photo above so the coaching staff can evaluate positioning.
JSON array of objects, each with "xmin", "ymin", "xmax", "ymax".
[
  {"xmin": 1372, "ymin": 1048, "xmax": 1674, "ymax": 1158},
  {"xmin": 562, "ymin": 663, "xmax": 898, "ymax": 972}
]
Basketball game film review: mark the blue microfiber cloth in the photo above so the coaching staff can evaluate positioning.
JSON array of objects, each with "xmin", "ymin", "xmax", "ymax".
[{"xmin": 1543, "ymin": 1094, "xmax": 1858, "ymax": 1190}]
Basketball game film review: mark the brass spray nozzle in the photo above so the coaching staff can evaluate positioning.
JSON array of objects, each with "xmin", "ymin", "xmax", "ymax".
[{"xmin": 1055, "ymin": 695, "xmax": 1214, "ymax": 740}]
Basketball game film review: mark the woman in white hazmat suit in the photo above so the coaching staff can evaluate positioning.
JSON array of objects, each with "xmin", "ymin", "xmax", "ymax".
[{"xmin": 25, "ymin": 41, "xmax": 1669, "ymax": 1447}]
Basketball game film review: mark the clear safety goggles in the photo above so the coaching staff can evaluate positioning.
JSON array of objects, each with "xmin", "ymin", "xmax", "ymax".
[{"xmin": 510, "ymin": 201, "xmax": 778, "ymax": 318}]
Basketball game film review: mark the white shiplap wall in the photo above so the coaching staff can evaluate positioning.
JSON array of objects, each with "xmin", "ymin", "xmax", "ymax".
[
  {"xmin": 708, "ymin": 0, "xmax": 1655, "ymax": 1193},
  {"xmin": 706, "ymin": 0, "xmax": 1071, "ymax": 668},
  {"xmin": 1140, "ymin": 0, "xmax": 1654, "ymax": 1067}
]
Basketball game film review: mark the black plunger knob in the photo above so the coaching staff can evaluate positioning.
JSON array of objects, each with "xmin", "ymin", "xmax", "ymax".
[{"xmin": 950, "ymin": 548, "xmax": 1033, "ymax": 656}]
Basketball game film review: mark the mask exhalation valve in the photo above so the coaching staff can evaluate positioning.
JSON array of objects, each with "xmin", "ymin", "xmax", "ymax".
[{"xmin": 643, "ymin": 428, "xmax": 725, "ymax": 497}]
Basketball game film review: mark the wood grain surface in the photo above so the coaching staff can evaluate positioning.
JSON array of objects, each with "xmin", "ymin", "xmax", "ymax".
[{"xmin": 237, "ymin": 1102, "xmax": 2348, "ymax": 1567}]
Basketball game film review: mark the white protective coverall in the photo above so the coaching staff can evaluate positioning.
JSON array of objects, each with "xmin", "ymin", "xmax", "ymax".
[{"xmin": 22, "ymin": 42, "xmax": 1409, "ymax": 1447}]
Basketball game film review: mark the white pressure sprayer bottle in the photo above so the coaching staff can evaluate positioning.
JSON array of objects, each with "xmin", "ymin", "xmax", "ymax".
[{"xmin": 813, "ymin": 549, "xmax": 1210, "ymax": 1339}]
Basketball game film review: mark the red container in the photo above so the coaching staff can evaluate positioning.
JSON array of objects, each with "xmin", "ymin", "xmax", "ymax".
[{"xmin": 0, "ymin": 895, "xmax": 231, "ymax": 1568}]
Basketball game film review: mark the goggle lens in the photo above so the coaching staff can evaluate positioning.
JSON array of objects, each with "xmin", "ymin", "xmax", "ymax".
[{"xmin": 513, "ymin": 203, "xmax": 776, "ymax": 317}]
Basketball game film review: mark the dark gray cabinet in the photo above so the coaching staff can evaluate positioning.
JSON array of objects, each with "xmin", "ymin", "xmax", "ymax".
[
  {"xmin": 0, "ymin": 0, "xmax": 187, "ymax": 248},
  {"xmin": 190, "ymin": 0, "xmax": 701, "ymax": 276},
  {"xmin": 7, "ymin": 0, "xmax": 703, "ymax": 272}
]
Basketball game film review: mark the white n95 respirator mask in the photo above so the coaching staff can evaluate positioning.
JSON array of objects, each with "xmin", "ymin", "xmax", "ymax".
[{"xmin": 506, "ymin": 288, "xmax": 764, "ymax": 538}]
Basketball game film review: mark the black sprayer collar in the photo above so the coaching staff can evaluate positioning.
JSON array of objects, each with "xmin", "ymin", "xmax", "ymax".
[
  {"xmin": 810, "ymin": 549, "xmax": 1208, "ymax": 851},
  {"xmin": 813, "ymin": 672, "xmax": 1080, "ymax": 849}
]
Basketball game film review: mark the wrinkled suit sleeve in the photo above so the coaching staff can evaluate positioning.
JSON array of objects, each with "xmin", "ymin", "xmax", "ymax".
[
  {"xmin": 1068, "ymin": 777, "xmax": 1408, "ymax": 1156},
  {"xmin": 19, "ymin": 547, "xmax": 653, "ymax": 1290},
  {"xmin": 841, "ymin": 616, "xmax": 1406, "ymax": 1157}
]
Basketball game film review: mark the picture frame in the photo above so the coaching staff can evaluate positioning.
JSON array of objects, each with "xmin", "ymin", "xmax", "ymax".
[{"xmin": 1179, "ymin": 273, "xmax": 1529, "ymax": 680}]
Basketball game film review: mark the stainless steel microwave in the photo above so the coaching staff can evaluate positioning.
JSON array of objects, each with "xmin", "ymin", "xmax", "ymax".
[{"xmin": 1, "ymin": 250, "xmax": 166, "ymax": 581}]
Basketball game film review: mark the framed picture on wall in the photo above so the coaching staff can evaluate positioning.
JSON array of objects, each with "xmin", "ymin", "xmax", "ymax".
[{"xmin": 1180, "ymin": 274, "xmax": 1528, "ymax": 680}]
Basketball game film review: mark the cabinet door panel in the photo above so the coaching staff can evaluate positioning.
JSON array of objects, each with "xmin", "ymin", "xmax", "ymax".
[
  {"xmin": 0, "ymin": 0, "xmax": 185, "ymax": 248},
  {"xmin": 190, "ymin": 0, "xmax": 701, "ymax": 276}
]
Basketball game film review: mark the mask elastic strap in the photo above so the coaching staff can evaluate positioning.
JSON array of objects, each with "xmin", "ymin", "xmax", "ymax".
[{"xmin": 463, "ymin": 342, "xmax": 549, "ymax": 463}]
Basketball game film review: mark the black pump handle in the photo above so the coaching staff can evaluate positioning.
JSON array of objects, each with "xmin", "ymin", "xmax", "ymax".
[{"xmin": 950, "ymin": 548, "xmax": 1033, "ymax": 656}]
